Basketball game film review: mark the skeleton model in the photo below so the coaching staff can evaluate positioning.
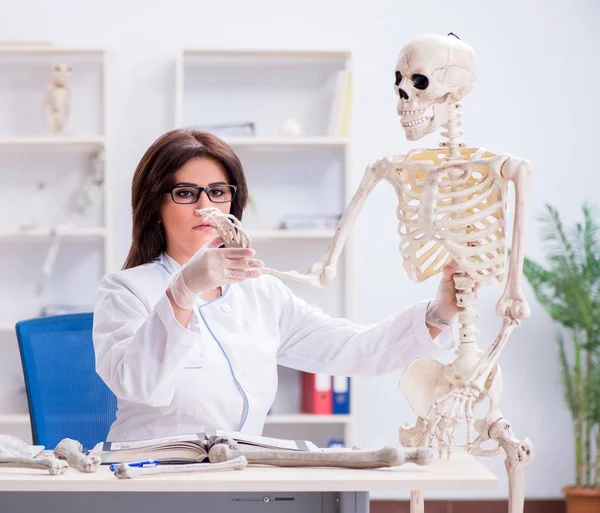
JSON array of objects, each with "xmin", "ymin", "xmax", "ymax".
[
  {"xmin": 197, "ymin": 33, "xmax": 534, "ymax": 513},
  {"xmin": 34, "ymin": 151, "xmax": 105, "ymax": 297},
  {"xmin": 0, "ymin": 434, "xmax": 432, "ymax": 479},
  {"xmin": 115, "ymin": 440, "xmax": 433, "ymax": 479},
  {"xmin": 44, "ymin": 63, "xmax": 71, "ymax": 135},
  {"xmin": 0, "ymin": 435, "xmax": 100, "ymax": 474},
  {"xmin": 68, "ymin": 150, "xmax": 105, "ymax": 223}
]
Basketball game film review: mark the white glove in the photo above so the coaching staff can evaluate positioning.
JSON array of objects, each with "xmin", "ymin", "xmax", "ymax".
[
  {"xmin": 168, "ymin": 236, "xmax": 263, "ymax": 309},
  {"xmin": 425, "ymin": 259, "xmax": 460, "ymax": 330},
  {"xmin": 425, "ymin": 298, "xmax": 457, "ymax": 330},
  {"xmin": 424, "ymin": 259, "xmax": 480, "ymax": 329}
]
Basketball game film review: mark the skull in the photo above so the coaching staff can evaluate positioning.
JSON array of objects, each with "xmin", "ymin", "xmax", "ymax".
[
  {"xmin": 51, "ymin": 63, "xmax": 72, "ymax": 87},
  {"xmin": 394, "ymin": 34, "xmax": 477, "ymax": 141}
]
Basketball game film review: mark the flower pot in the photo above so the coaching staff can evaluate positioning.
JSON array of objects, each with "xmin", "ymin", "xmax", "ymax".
[{"xmin": 563, "ymin": 486, "xmax": 600, "ymax": 513}]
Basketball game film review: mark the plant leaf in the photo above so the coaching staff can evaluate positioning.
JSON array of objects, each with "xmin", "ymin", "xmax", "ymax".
[{"xmin": 557, "ymin": 332, "xmax": 577, "ymax": 415}]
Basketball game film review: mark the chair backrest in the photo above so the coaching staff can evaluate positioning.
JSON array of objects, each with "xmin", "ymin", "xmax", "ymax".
[{"xmin": 16, "ymin": 312, "xmax": 117, "ymax": 451}]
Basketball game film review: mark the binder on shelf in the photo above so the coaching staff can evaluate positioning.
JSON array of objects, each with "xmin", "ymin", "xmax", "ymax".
[
  {"xmin": 327, "ymin": 69, "xmax": 352, "ymax": 137},
  {"xmin": 332, "ymin": 375, "xmax": 350, "ymax": 414},
  {"xmin": 301, "ymin": 372, "xmax": 332, "ymax": 414}
]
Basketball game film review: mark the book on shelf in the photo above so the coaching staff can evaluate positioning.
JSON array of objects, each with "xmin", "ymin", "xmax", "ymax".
[
  {"xmin": 89, "ymin": 429, "xmax": 320, "ymax": 464},
  {"xmin": 301, "ymin": 372, "xmax": 332, "ymax": 415},
  {"xmin": 300, "ymin": 373, "xmax": 351, "ymax": 415},
  {"xmin": 39, "ymin": 303, "xmax": 92, "ymax": 316},
  {"xmin": 279, "ymin": 214, "xmax": 341, "ymax": 231},
  {"xmin": 327, "ymin": 70, "xmax": 352, "ymax": 137},
  {"xmin": 192, "ymin": 122, "xmax": 255, "ymax": 137},
  {"xmin": 332, "ymin": 376, "xmax": 350, "ymax": 414}
]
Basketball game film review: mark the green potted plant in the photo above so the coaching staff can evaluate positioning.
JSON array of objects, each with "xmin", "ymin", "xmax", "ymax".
[{"xmin": 522, "ymin": 203, "xmax": 600, "ymax": 513}]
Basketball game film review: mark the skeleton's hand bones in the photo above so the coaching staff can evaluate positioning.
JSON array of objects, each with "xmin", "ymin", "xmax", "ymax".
[{"xmin": 427, "ymin": 381, "xmax": 481, "ymax": 422}]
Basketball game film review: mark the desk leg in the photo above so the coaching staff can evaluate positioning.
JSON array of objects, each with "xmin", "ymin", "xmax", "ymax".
[
  {"xmin": 410, "ymin": 491, "xmax": 424, "ymax": 513},
  {"xmin": 338, "ymin": 491, "xmax": 370, "ymax": 513}
]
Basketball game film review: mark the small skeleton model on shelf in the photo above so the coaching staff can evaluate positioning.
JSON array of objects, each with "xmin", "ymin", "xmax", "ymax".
[
  {"xmin": 68, "ymin": 150, "xmax": 105, "ymax": 224},
  {"xmin": 44, "ymin": 63, "xmax": 72, "ymax": 135},
  {"xmin": 33, "ymin": 151, "xmax": 105, "ymax": 297},
  {"xmin": 197, "ymin": 34, "xmax": 534, "ymax": 513}
]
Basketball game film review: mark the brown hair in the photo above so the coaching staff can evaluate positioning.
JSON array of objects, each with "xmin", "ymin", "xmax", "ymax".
[{"xmin": 122, "ymin": 128, "xmax": 248, "ymax": 269}]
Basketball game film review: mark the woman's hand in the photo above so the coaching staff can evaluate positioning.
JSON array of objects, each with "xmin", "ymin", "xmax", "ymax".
[
  {"xmin": 425, "ymin": 259, "xmax": 479, "ymax": 332},
  {"xmin": 168, "ymin": 236, "xmax": 264, "ymax": 310}
]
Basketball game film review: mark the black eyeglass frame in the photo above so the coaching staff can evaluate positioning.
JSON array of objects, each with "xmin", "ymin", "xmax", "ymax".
[{"xmin": 163, "ymin": 184, "xmax": 238, "ymax": 204}]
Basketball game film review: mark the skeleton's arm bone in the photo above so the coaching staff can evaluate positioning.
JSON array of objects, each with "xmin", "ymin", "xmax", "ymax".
[
  {"xmin": 208, "ymin": 443, "xmax": 434, "ymax": 468},
  {"xmin": 262, "ymin": 158, "xmax": 393, "ymax": 286},
  {"xmin": 495, "ymin": 157, "xmax": 532, "ymax": 319}
]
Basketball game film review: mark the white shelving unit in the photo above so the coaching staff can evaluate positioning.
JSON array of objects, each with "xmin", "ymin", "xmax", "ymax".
[
  {"xmin": 175, "ymin": 48, "xmax": 356, "ymax": 448},
  {"xmin": 0, "ymin": 45, "xmax": 112, "ymax": 443},
  {"xmin": 0, "ymin": 136, "xmax": 106, "ymax": 148}
]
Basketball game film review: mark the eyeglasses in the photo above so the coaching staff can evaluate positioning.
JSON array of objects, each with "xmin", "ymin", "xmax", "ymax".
[{"xmin": 164, "ymin": 184, "xmax": 237, "ymax": 204}]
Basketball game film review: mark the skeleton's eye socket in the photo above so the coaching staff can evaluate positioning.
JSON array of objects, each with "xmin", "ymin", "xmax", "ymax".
[
  {"xmin": 412, "ymin": 74, "xmax": 429, "ymax": 90},
  {"xmin": 395, "ymin": 70, "xmax": 402, "ymax": 86}
]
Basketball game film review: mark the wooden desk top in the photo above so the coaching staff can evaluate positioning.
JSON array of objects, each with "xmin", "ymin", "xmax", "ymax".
[{"xmin": 0, "ymin": 448, "xmax": 497, "ymax": 493}]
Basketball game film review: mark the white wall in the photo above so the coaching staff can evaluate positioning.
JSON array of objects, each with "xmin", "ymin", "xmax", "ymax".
[{"xmin": 3, "ymin": 0, "xmax": 599, "ymax": 501}]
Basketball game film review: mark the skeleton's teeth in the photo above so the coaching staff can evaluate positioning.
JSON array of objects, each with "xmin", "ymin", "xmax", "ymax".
[
  {"xmin": 399, "ymin": 109, "xmax": 426, "ymax": 117},
  {"xmin": 401, "ymin": 115, "xmax": 432, "ymax": 128}
]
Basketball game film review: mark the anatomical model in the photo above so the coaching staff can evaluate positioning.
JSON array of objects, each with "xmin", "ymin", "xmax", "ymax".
[
  {"xmin": 197, "ymin": 33, "xmax": 535, "ymax": 513},
  {"xmin": 0, "ymin": 435, "xmax": 100, "ymax": 474},
  {"xmin": 44, "ymin": 63, "xmax": 71, "ymax": 135},
  {"xmin": 0, "ymin": 434, "xmax": 433, "ymax": 479}
]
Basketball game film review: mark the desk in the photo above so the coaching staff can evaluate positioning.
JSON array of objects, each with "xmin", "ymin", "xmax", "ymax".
[{"xmin": 0, "ymin": 448, "xmax": 497, "ymax": 513}]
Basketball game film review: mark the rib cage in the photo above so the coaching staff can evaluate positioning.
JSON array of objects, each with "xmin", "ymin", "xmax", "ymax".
[{"xmin": 394, "ymin": 148, "xmax": 507, "ymax": 284}]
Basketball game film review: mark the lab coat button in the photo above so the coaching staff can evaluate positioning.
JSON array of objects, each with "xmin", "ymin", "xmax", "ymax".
[{"xmin": 221, "ymin": 303, "xmax": 231, "ymax": 312}]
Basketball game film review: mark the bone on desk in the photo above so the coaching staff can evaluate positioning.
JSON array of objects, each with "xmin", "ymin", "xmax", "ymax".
[{"xmin": 0, "ymin": 447, "xmax": 497, "ymax": 513}]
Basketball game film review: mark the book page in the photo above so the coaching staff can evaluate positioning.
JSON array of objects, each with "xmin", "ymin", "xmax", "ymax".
[
  {"xmin": 103, "ymin": 433, "xmax": 206, "ymax": 451},
  {"xmin": 208, "ymin": 429, "xmax": 320, "ymax": 452}
]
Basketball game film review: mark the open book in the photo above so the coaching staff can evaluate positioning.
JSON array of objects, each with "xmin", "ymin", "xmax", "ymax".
[{"xmin": 89, "ymin": 429, "xmax": 320, "ymax": 464}]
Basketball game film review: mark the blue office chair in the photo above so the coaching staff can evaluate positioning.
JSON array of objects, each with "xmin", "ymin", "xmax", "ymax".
[{"xmin": 16, "ymin": 312, "xmax": 117, "ymax": 451}]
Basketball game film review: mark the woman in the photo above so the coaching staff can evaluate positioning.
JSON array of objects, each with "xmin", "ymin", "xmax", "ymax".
[{"xmin": 93, "ymin": 128, "xmax": 460, "ymax": 442}]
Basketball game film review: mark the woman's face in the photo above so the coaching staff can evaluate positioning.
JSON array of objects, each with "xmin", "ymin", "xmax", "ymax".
[{"xmin": 161, "ymin": 156, "xmax": 232, "ymax": 263}]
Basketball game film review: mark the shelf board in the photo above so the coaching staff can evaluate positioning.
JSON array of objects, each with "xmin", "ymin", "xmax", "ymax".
[
  {"xmin": 184, "ymin": 48, "xmax": 350, "ymax": 59},
  {"xmin": 0, "ymin": 46, "xmax": 105, "ymax": 57},
  {"xmin": 0, "ymin": 413, "xmax": 349, "ymax": 426},
  {"xmin": 0, "ymin": 322, "xmax": 17, "ymax": 337},
  {"xmin": 0, "ymin": 414, "xmax": 29, "ymax": 425},
  {"xmin": 0, "ymin": 227, "xmax": 106, "ymax": 240},
  {"xmin": 265, "ymin": 414, "xmax": 352, "ymax": 424},
  {"xmin": 0, "ymin": 136, "xmax": 105, "ymax": 150},
  {"xmin": 221, "ymin": 136, "xmax": 349, "ymax": 148},
  {"xmin": 250, "ymin": 229, "xmax": 334, "ymax": 239},
  {"xmin": 0, "ymin": 323, "xmax": 15, "ymax": 333}
]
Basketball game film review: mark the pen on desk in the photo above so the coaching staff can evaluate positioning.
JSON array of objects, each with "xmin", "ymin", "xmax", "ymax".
[{"xmin": 110, "ymin": 459, "xmax": 160, "ymax": 471}]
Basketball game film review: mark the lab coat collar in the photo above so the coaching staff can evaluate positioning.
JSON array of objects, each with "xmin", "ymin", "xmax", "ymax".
[{"xmin": 161, "ymin": 252, "xmax": 182, "ymax": 273}]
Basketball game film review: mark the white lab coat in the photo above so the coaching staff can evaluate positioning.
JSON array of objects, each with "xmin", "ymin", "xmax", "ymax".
[{"xmin": 92, "ymin": 252, "xmax": 457, "ymax": 442}]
